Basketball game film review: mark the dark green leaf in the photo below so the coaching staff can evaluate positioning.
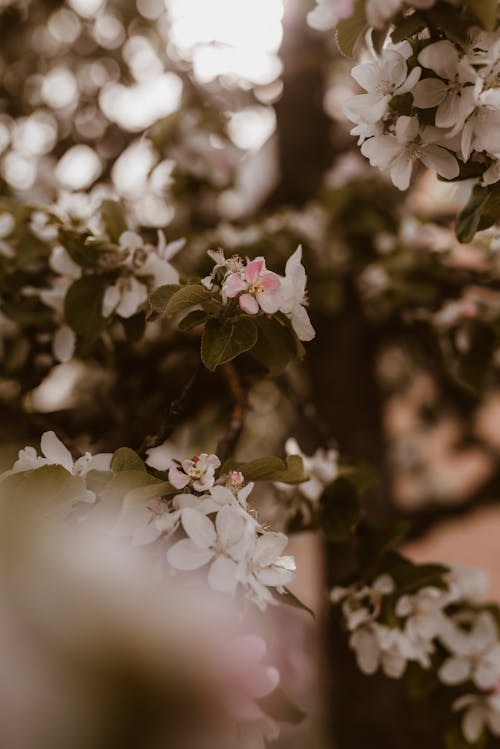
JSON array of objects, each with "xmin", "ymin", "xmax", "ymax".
[
  {"xmin": 101, "ymin": 200, "xmax": 128, "ymax": 243},
  {"xmin": 390, "ymin": 11, "xmax": 426, "ymax": 42},
  {"xmin": 147, "ymin": 284, "xmax": 181, "ymax": 321},
  {"xmin": 273, "ymin": 587, "xmax": 315, "ymax": 619},
  {"xmin": 64, "ymin": 275, "xmax": 108, "ymax": 342},
  {"xmin": 222, "ymin": 456, "xmax": 286, "ymax": 481},
  {"xmin": 111, "ymin": 447, "xmax": 146, "ymax": 473},
  {"xmin": 178, "ymin": 309, "xmax": 207, "ymax": 331},
  {"xmin": 455, "ymin": 184, "xmax": 491, "ymax": 243},
  {"xmin": 336, "ymin": 0, "xmax": 367, "ymax": 57},
  {"xmin": 250, "ymin": 316, "xmax": 299, "ymax": 375},
  {"xmin": 266, "ymin": 455, "xmax": 309, "ymax": 484},
  {"xmin": 201, "ymin": 316, "xmax": 258, "ymax": 370},
  {"xmin": 165, "ymin": 284, "xmax": 213, "ymax": 317}
]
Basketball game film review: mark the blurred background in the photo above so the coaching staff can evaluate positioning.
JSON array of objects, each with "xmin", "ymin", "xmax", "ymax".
[{"xmin": 1, "ymin": 0, "xmax": 500, "ymax": 747}]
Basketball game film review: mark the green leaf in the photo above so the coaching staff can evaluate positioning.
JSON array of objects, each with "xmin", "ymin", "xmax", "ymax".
[
  {"xmin": 123, "ymin": 480, "xmax": 174, "ymax": 507},
  {"xmin": 64, "ymin": 275, "xmax": 108, "ymax": 342},
  {"xmin": 101, "ymin": 200, "xmax": 128, "ymax": 243},
  {"xmin": 455, "ymin": 184, "xmax": 491, "ymax": 243},
  {"xmin": 100, "ymin": 470, "xmax": 161, "ymax": 504},
  {"xmin": 426, "ymin": 5, "xmax": 470, "ymax": 43},
  {"xmin": 273, "ymin": 587, "xmax": 315, "ymax": 619},
  {"xmin": 250, "ymin": 316, "xmax": 300, "ymax": 375},
  {"xmin": 59, "ymin": 228, "xmax": 102, "ymax": 268},
  {"xmin": 111, "ymin": 447, "xmax": 146, "ymax": 473},
  {"xmin": 165, "ymin": 284, "xmax": 213, "ymax": 317},
  {"xmin": 147, "ymin": 284, "xmax": 181, "ymax": 321},
  {"xmin": 382, "ymin": 552, "xmax": 449, "ymax": 594},
  {"xmin": 178, "ymin": 309, "xmax": 207, "ymax": 331},
  {"xmin": 201, "ymin": 316, "xmax": 258, "ymax": 371},
  {"xmin": 222, "ymin": 456, "xmax": 286, "ymax": 481},
  {"xmin": 371, "ymin": 27, "xmax": 388, "ymax": 54},
  {"xmin": 390, "ymin": 11, "xmax": 426, "ymax": 42},
  {"xmin": 0, "ymin": 465, "xmax": 86, "ymax": 523},
  {"xmin": 466, "ymin": 0, "xmax": 497, "ymax": 30},
  {"xmin": 336, "ymin": 0, "xmax": 367, "ymax": 57},
  {"xmin": 267, "ymin": 455, "xmax": 309, "ymax": 484},
  {"xmin": 320, "ymin": 477, "xmax": 361, "ymax": 543}
]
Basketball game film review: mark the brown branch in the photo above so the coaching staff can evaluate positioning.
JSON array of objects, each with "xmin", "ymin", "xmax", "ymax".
[{"xmin": 216, "ymin": 363, "xmax": 246, "ymax": 463}]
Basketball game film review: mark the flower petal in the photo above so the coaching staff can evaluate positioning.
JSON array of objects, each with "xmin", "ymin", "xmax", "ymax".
[
  {"xmin": 40, "ymin": 431, "xmax": 74, "ymax": 472},
  {"xmin": 244, "ymin": 258, "xmax": 264, "ymax": 284},
  {"xmin": 239, "ymin": 293, "xmax": 259, "ymax": 315},
  {"xmin": 181, "ymin": 507, "xmax": 216, "ymax": 549},
  {"xmin": 208, "ymin": 556, "xmax": 239, "ymax": 594},
  {"xmin": 168, "ymin": 467, "xmax": 190, "ymax": 490},
  {"xmin": 167, "ymin": 539, "xmax": 214, "ymax": 570}
]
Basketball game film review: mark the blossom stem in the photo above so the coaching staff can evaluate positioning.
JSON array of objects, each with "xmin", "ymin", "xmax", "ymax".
[{"xmin": 216, "ymin": 363, "xmax": 246, "ymax": 463}]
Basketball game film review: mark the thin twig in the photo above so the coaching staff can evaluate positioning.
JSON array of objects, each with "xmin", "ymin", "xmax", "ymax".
[
  {"xmin": 139, "ymin": 363, "xmax": 200, "ymax": 456},
  {"xmin": 216, "ymin": 363, "xmax": 246, "ymax": 463}
]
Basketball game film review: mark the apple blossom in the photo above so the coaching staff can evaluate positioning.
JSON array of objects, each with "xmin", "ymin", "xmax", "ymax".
[
  {"xmin": 439, "ymin": 611, "xmax": 500, "ymax": 689},
  {"xmin": 361, "ymin": 116, "xmax": 459, "ymax": 190},
  {"xmin": 276, "ymin": 437, "xmax": 338, "ymax": 501},
  {"xmin": 223, "ymin": 257, "xmax": 282, "ymax": 315},
  {"xmin": 413, "ymin": 41, "xmax": 478, "ymax": 129},
  {"xmin": 345, "ymin": 46, "xmax": 421, "ymax": 125},
  {"xmin": 168, "ymin": 453, "xmax": 221, "ymax": 492},
  {"xmin": 454, "ymin": 692, "xmax": 500, "ymax": 744}
]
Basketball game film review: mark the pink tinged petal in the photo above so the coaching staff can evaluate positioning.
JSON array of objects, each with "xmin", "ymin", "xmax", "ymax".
[
  {"xmin": 419, "ymin": 145, "xmax": 459, "ymax": 180},
  {"xmin": 257, "ymin": 290, "xmax": 282, "ymax": 315},
  {"xmin": 168, "ymin": 466, "xmax": 190, "ymax": 489},
  {"xmin": 397, "ymin": 66, "xmax": 421, "ymax": 95},
  {"xmin": 418, "ymin": 40, "xmax": 460, "ymax": 80},
  {"xmin": 413, "ymin": 78, "xmax": 448, "ymax": 108},
  {"xmin": 439, "ymin": 657, "xmax": 471, "ymax": 684},
  {"xmin": 260, "ymin": 272, "xmax": 281, "ymax": 291},
  {"xmin": 244, "ymin": 258, "xmax": 264, "ymax": 284},
  {"xmin": 181, "ymin": 507, "xmax": 217, "ymax": 548},
  {"xmin": 390, "ymin": 152, "xmax": 414, "ymax": 191},
  {"xmin": 208, "ymin": 556, "xmax": 239, "ymax": 594},
  {"xmin": 239, "ymin": 293, "xmax": 259, "ymax": 315},
  {"xmin": 206, "ymin": 454, "xmax": 221, "ymax": 469},
  {"xmin": 167, "ymin": 539, "xmax": 214, "ymax": 570},
  {"xmin": 40, "ymin": 431, "xmax": 74, "ymax": 472},
  {"xmin": 53, "ymin": 325, "xmax": 76, "ymax": 363},
  {"xmin": 223, "ymin": 273, "xmax": 246, "ymax": 298}
]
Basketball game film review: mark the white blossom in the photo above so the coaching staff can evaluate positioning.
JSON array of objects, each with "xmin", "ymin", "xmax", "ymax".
[
  {"xmin": 361, "ymin": 115, "xmax": 459, "ymax": 190},
  {"xmin": 345, "ymin": 45, "xmax": 421, "ymax": 125},
  {"xmin": 454, "ymin": 692, "xmax": 500, "ymax": 744},
  {"xmin": 439, "ymin": 611, "xmax": 500, "ymax": 689}
]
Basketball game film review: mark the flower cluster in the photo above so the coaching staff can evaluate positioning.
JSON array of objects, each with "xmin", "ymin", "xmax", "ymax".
[
  {"xmin": 122, "ymin": 452, "xmax": 296, "ymax": 610},
  {"xmin": 332, "ymin": 564, "xmax": 500, "ymax": 744},
  {"xmin": 346, "ymin": 26, "xmax": 500, "ymax": 192},
  {"xmin": 308, "ymin": 0, "xmax": 436, "ymax": 31},
  {"xmin": 202, "ymin": 245, "xmax": 316, "ymax": 342}
]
